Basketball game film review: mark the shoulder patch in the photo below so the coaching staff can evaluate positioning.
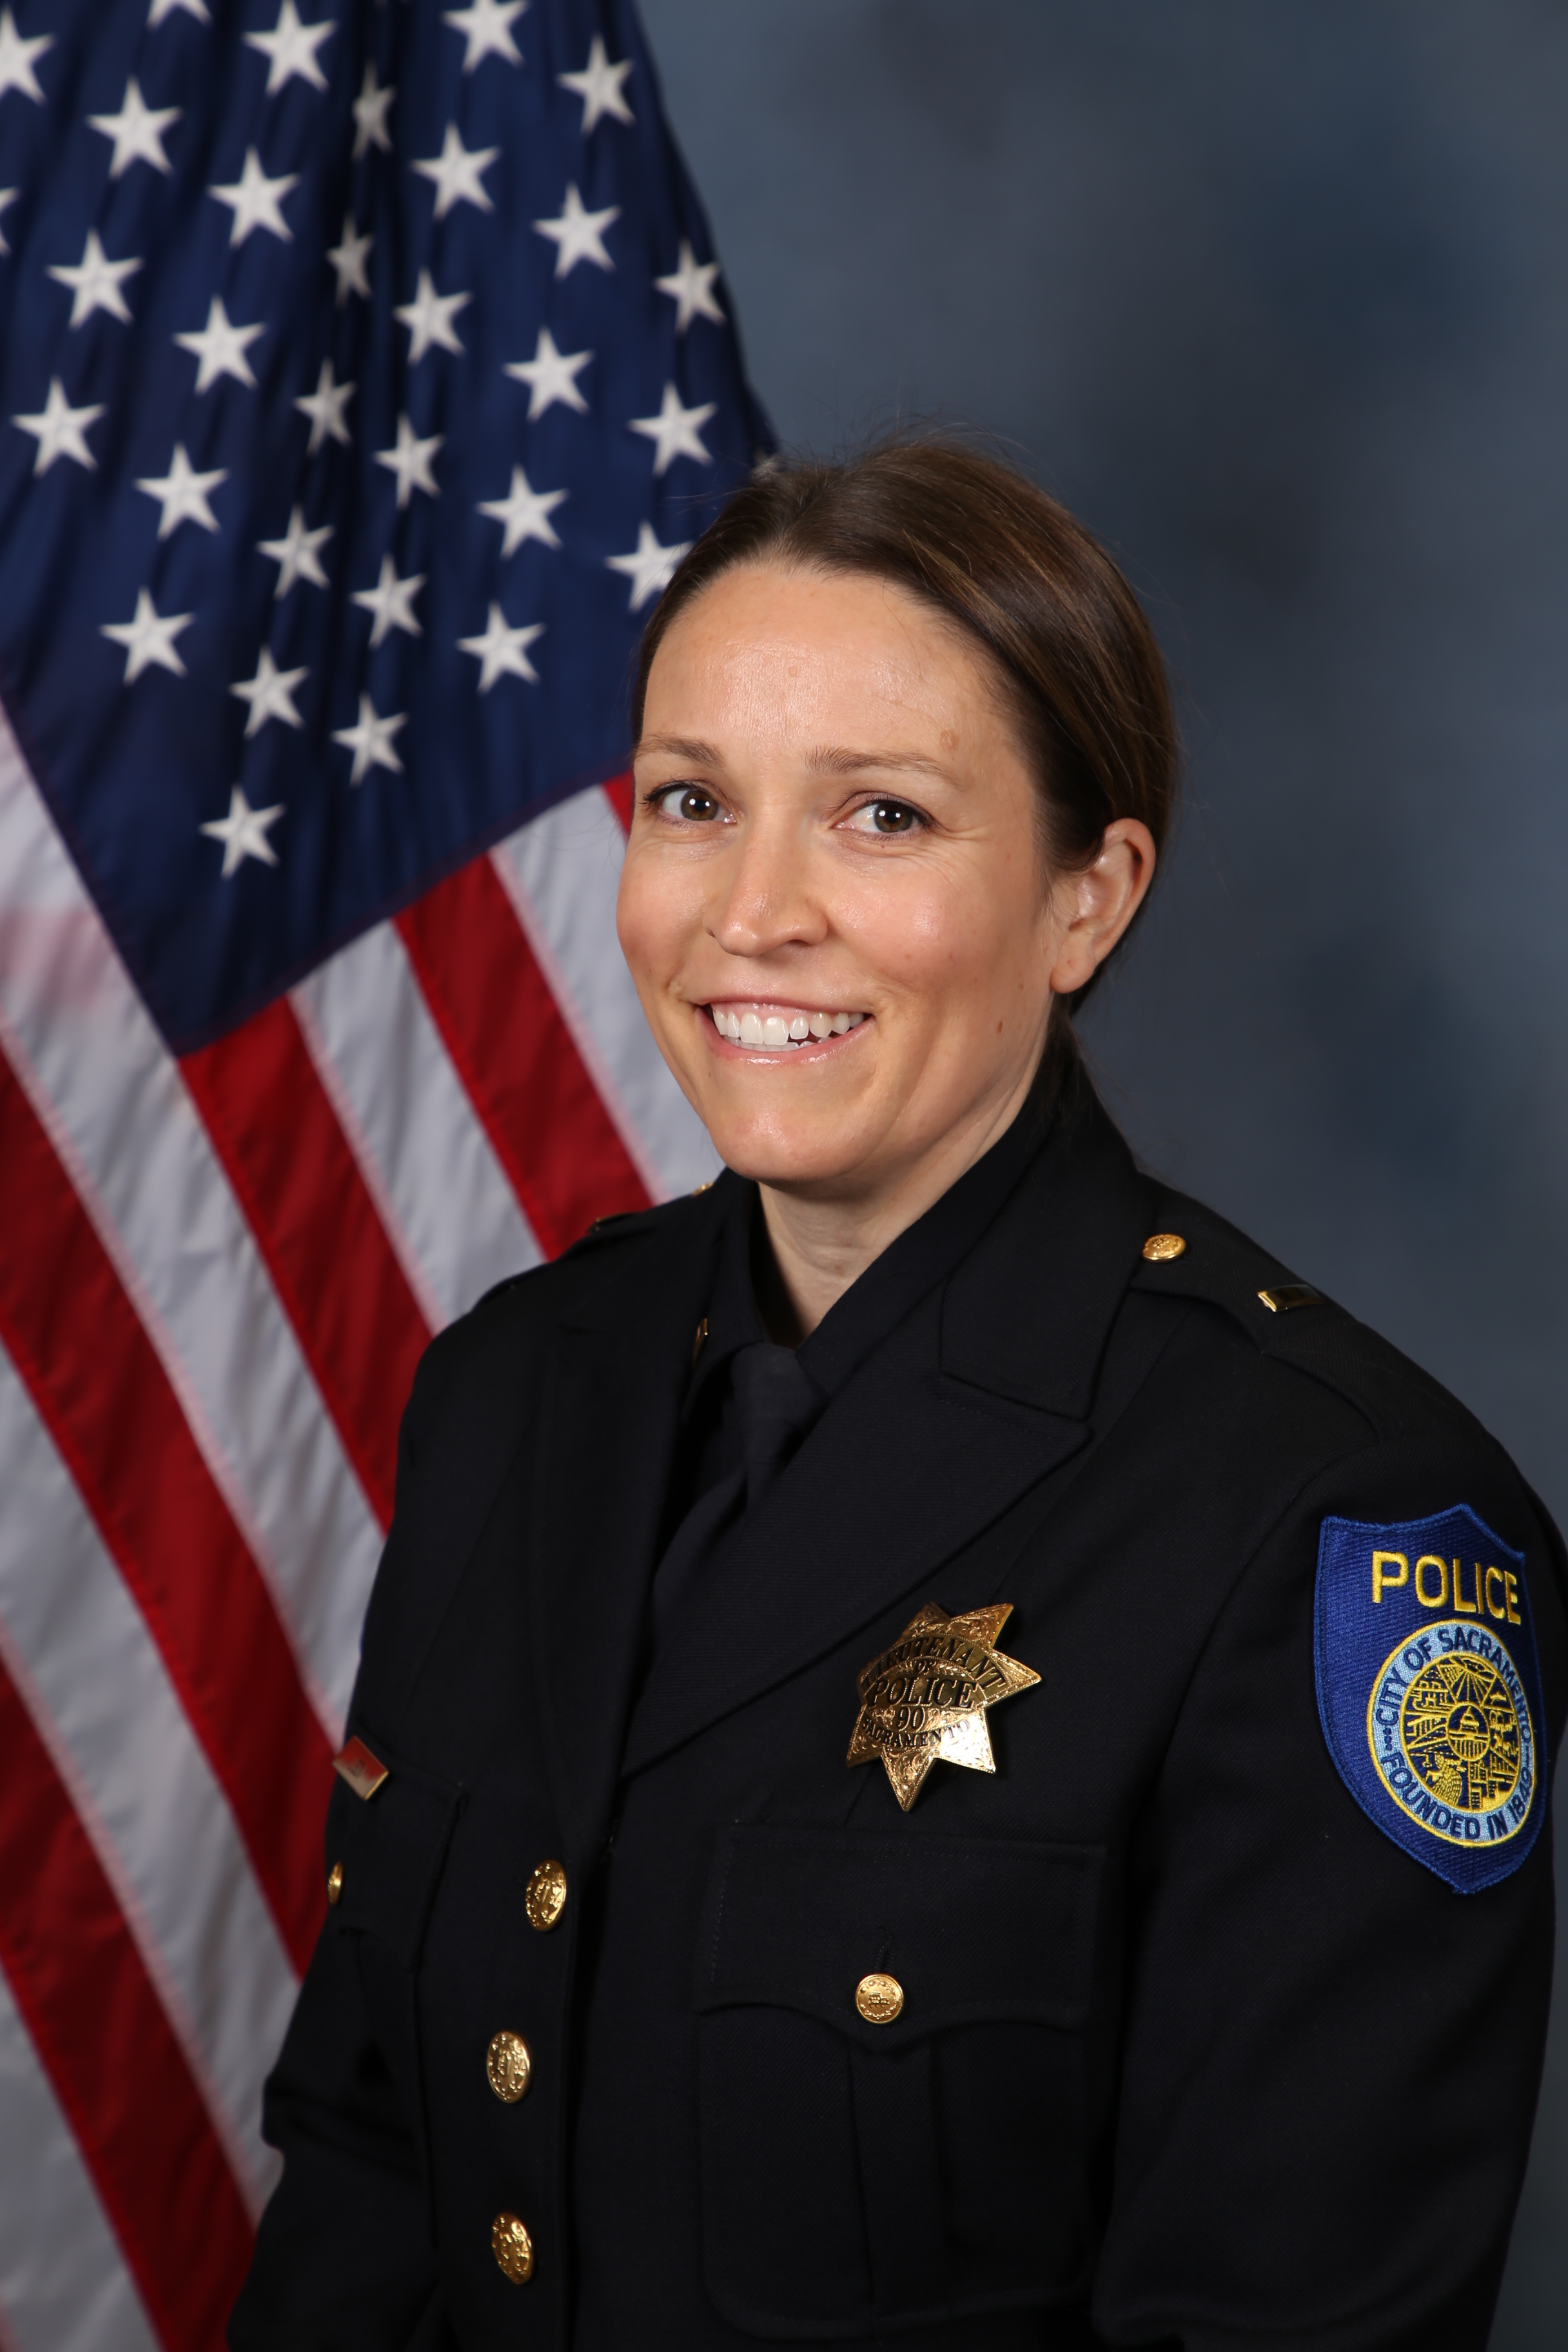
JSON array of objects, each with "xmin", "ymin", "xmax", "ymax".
[{"xmin": 1315, "ymin": 1506, "xmax": 1546, "ymax": 1892}]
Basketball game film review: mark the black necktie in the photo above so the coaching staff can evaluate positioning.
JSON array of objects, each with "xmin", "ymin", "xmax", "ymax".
[{"xmin": 650, "ymin": 1341, "xmax": 822, "ymax": 1642}]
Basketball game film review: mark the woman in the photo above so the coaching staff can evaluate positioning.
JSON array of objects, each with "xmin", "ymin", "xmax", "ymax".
[{"xmin": 233, "ymin": 442, "xmax": 1565, "ymax": 2351}]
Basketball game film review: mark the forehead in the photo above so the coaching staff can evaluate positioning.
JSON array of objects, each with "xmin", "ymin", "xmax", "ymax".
[{"xmin": 643, "ymin": 561, "xmax": 1005, "ymax": 743}]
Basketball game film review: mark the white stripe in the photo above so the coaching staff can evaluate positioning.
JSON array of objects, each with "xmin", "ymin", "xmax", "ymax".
[
  {"xmin": 0, "ymin": 1345, "xmax": 293, "ymax": 2215},
  {"xmin": 491, "ymin": 783, "xmax": 721, "ymax": 1199},
  {"xmin": 0, "ymin": 1964, "xmax": 161, "ymax": 2352},
  {"xmin": 0, "ymin": 716, "xmax": 382, "ymax": 1735},
  {"xmin": 293, "ymin": 919, "xmax": 542, "ymax": 1329}
]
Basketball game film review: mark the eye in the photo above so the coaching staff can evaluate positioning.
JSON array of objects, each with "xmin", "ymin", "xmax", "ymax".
[
  {"xmin": 844, "ymin": 798, "xmax": 924, "ymax": 836},
  {"xmin": 649, "ymin": 783, "xmax": 725, "ymax": 824}
]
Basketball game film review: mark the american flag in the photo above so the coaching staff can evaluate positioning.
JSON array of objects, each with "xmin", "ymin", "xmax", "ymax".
[{"xmin": 0, "ymin": 2, "xmax": 767, "ymax": 2343}]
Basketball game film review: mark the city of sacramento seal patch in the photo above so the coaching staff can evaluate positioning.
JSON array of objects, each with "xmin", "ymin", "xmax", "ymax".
[{"xmin": 1315, "ymin": 1505, "xmax": 1547, "ymax": 1892}]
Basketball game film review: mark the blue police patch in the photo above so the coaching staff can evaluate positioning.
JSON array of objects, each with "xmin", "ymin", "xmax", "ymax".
[{"xmin": 1315, "ymin": 1506, "xmax": 1547, "ymax": 1892}]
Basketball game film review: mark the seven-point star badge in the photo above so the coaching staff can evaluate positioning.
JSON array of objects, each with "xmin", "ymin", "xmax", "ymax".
[{"xmin": 847, "ymin": 1602, "xmax": 1040, "ymax": 1811}]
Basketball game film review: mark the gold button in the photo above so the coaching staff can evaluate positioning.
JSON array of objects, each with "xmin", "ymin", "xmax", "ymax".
[
  {"xmin": 524, "ymin": 1859, "xmax": 567, "ymax": 1932},
  {"xmin": 1141, "ymin": 1232, "xmax": 1186, "ymax": 1262},
  {"xmin": 855, "ymin": 1972, "xmax": 904, "ymax": 2024},
  {"xmin": 326, "ymin": 1860, "xmax": 344, "ymax": 1906},
  {"xmin": 491, "ymin": 2211, "xmax": 534, "ymax": 2284},
  {"xmin": 485, "ymin": 2030, "xmax": 532, "ymax": 2104}
]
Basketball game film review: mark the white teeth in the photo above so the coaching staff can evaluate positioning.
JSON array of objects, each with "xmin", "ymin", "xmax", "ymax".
[{"xmin": 710, "ymin": 1004, "xmax": 868, "ymax": 1047}]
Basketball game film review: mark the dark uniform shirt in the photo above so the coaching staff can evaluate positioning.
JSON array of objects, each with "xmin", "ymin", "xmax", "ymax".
[
  {"xmin": 652, "ymin": 1081, "xmax": 1052, "ymax": 1650},
  {"xmin": 231, "ymin": 1068, "xmax": 1568, "ymax": 2352}
]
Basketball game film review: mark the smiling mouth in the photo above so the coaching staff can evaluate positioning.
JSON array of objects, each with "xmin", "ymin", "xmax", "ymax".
[{"xmin": 708, "ymin": 1003, "xmax": 868, "ymax": 1050}]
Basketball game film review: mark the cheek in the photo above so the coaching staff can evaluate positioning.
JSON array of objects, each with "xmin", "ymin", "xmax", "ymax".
[
  {"xmin": 616, "ymin": 847, "xmax": 695, "ymax": 986},
  {"xmin": 841, "ymin": 854, "xmax": 1043, "ymax": 994}
]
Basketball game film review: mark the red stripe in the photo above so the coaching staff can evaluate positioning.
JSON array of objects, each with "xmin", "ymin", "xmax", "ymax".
[
  {"xmin": 602, "ymin": 771, "xmax": 634, "ymax": 835},
  {"xmin": 0, "ymin": 1046, "xmax": 331, "ymax": 1974},
  {"xmin": 181, "ymin": 997, "xmax": 431, "ymax": 1530},
  {"xmin": 0, "ymin": 1646, "xmax": 254, "ymax": 2352},
  {"xmin": 397, "ymin": 854, "xmax": 650, "ymax": 1258}
]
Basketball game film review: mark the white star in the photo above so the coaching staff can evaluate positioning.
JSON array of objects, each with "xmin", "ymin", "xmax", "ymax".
[
  {"xmin": 148, "ymin": 0, "xmax": 211, "ymax": 24},
  {"xmin": 375, "ymin": 413, "xmax": 441, "ymax": 508},
  {"xmin": 351, "ymin": 61, "xmax": 393, "ymax": 157},
  {"xmin": 209, "ymin": 147, "xmax": 298, "ymax": 246},
  {"xmin": 175, "ymin": 295, "xmax": 264, "ymax": 391},
  {"xmin": 477, "ymin": 465, "xmax": 565, "ymax": 557},
  {"xmin": 201, "ymin": 785, "xmax": 284, "ymax": 877},
  {"xmin": 135, "ymin": 442, "xmax": 226, "ymax": 538},
  {"xmin": 294, "ymin": 358, "xmax": 355, "ymax": 452},
  {"xmin": 0, "ymin": 188, "xmax": 16, "ymax": 255},
  {"xmin": 443, "ymin": 0, "xmax": 524, "ymax": 72},
  {"xmin": 230, "ymin": 645, "xmax": 307, "ymax": 735},
  {"xmin": 629, "ymin": 380, "xmax": 716, "ymax": 475},
  {"xmin": 558, "ymin": 36, "xmax": 632, "ymax": 133},
  {"xmin": 458, "ymin": 603, "xmax": 542, "ymax": 692},
  {"xmin": 101, "ymin": 587, "xmax": 192, "ymax": 681},
  {"xmin": 244, "ymin": 1, "xmax": 333, "ymax": 95},
  {"xmin": 12, "ymin": 377, "xmax": 105, "ymax": 474},
  {"xmin": 0, "ymin": 9, "xmax": 51, "ymax": 104},
  {"xmin": 533, "ymin": 181, "xmax": 617, "ymax": 277},
  {"xmin": 258, "ymin": 505, "xmax": 331, "ymax": 597},
  {"xmin": 503, "ymin": 325, "xmax": 592, "ymax": 419},
  {"xmin": 87, "ymin": 77, "xmax": 180, "ymax": 177},
  {"xmin": 351, "ymin": 553, "xmax": 424, "ymax": 647},
  {"xmin": 326, "ymin": 213, "xmax": 371, "ymax": 304},
  {"xmin": 606, "ymin": 520, "xmax": 691, "ymax": 612},
  {"xmin": 655, "ymin": 239, "xmax": 724, "ymax": 332},
  {"xmin": 395, "ymin": 268, "xmax": 470, "ymax": 362},
  {"xmin": 46, "ymin": 230, "xmax": 142, "ymax": 328},
  {"xmin": 333, "ymin": 692, "xmax": 406, "ymax": 785},
  {"xmin": 412, "ymin": 122, "xmax": 498, "ymax": 219}
]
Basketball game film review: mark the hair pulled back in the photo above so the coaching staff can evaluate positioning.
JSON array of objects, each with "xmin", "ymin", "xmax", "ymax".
[{"xmin": 632, "ymin": 436, "xmax": 1177, "ymax": 1006}]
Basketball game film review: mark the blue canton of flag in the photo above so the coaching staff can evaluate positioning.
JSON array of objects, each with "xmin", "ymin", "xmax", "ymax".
[{"xmin": 0, "ymin": 0, "xmax": 770, "ymax": 1053}]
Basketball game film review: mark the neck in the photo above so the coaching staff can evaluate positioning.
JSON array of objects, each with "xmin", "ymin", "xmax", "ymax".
[{"xmin": 753, "ymin": 1058, "xmax": 1043, "ymax": 1341}]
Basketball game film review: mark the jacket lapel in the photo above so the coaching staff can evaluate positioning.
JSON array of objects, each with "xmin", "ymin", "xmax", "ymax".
[
  {"xmin": 527, "ymin": 1202, "xmax": 721, "ymax": 1859},
  {"xmin": 623, "ymin": 1086, "xmax": 1154, "ymax": 1776}
]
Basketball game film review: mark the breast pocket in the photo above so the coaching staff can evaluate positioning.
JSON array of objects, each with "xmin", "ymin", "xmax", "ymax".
[
  {"xmin": 695, "ymin": 1825, "xmax": 1105, "ymax": 2340},
  {"xmin": 325, "ymin": 1727, "xmax": 466, "ymax": 2175}
]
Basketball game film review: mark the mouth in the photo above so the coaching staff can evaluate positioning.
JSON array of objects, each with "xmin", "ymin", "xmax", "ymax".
[{"xmin": 705, "ymin": 1001, "xmax": 869, "ymax": 1052}]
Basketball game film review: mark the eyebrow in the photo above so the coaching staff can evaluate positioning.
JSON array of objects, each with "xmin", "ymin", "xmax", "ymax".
[
  {"xmin": 636, "ymin": 736, "xmax": 955, "ymax": 783},
  {"xmin": 805, "ymin": 747, "xmax": 954, "ymax": 781},
  {"xmin": 635, "ymin": 735, "xmax": 722, "ymax": 764}
]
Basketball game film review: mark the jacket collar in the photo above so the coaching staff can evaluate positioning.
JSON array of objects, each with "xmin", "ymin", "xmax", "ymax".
[{"xmin": 525, "ymin": 1197, "xmax": 721, "ymax": 1862}]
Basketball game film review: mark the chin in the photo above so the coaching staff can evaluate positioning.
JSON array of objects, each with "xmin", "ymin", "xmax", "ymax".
[{"xmin": 698, "ymin": 1108, "xmax": 877, "ymax": 1194}]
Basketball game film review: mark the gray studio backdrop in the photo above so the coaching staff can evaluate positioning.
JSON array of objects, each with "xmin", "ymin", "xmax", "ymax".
[{"xmin": 636, "ymin": 1, "xmax": 1568, "ymax": 2340}]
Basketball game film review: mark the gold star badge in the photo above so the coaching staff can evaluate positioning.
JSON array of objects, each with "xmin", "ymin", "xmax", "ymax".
[{"xmin": 847, "ymin": 1602, "xmax": 1040, "ymax": 1811}]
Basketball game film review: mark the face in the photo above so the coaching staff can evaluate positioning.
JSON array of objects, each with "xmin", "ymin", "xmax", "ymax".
[{"xmin": 618, "ymin": 561, "xmax": 1139, "ymax": 1209}]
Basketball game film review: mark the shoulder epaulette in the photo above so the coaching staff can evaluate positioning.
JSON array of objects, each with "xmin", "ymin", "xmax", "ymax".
[{"xmin": 1128, "ymin": 1190, "xmax": 1460, "ymax": 1446}]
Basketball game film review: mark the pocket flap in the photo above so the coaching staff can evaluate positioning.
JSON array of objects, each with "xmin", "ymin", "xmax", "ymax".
[
  {"xmin": 698, "ymin": 1827, "xmax": 1102, "ymax": 2040},
  {"xmin": 326, "ymin": 1727, "xmax": 464, "ymax": 1969}
]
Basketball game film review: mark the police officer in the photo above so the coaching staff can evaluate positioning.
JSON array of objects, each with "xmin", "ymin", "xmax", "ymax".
[{"xmin": 231, "ymin": 442, "xmax": 1566, "ymax": 2351}]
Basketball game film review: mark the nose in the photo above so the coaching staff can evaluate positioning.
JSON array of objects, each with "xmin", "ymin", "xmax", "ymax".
[{"xmin": 710, "ymin": 807, "xmax": 827, "ymax": 960}]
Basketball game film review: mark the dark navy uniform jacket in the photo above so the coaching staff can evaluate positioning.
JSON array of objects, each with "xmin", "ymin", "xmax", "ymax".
[{"xmin": 230, "ymin": 1077, "xmax": 1567, "ymax": 2352}]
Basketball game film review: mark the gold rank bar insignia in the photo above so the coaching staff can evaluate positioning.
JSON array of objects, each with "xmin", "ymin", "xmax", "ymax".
[{"xmin": 847, "ymin": 1602, "xmax": 1040, "ymax": 1811}]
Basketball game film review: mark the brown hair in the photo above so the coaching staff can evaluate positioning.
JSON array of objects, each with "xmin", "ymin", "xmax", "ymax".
[{"xmin": 631, "ymin": 436, "xmax": 1177, "ymax": 1006}]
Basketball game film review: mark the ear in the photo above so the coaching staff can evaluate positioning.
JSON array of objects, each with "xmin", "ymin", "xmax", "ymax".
[{"xmin": 1046, "ymin": 819, "xmax": 1157, "ymax": 996}]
